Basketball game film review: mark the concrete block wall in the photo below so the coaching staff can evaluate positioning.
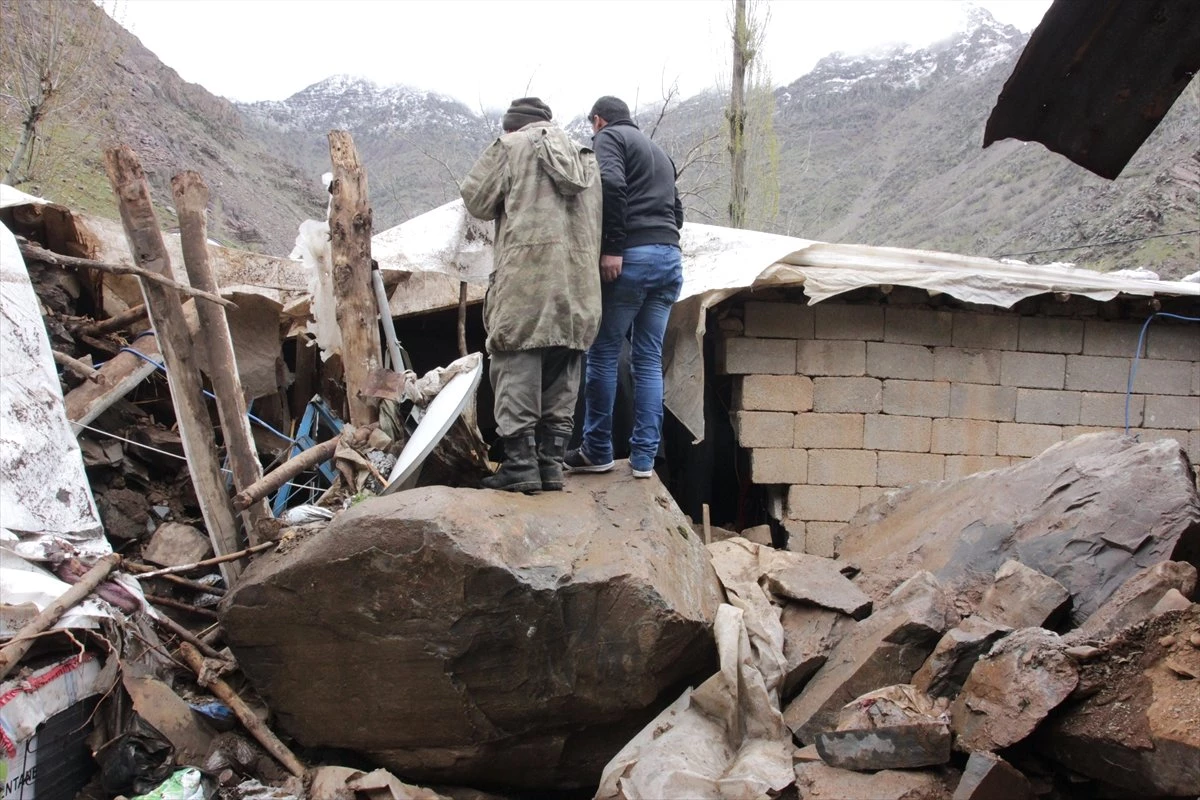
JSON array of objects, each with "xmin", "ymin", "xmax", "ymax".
[{"xmin": 719, "ymin": 298, "xmax": 1200, "ymax": 556}]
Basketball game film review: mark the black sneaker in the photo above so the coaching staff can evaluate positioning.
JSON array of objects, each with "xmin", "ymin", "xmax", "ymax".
[{"xmin": 564, "ymin": 448, "xmax": 615, "ymax": 473}]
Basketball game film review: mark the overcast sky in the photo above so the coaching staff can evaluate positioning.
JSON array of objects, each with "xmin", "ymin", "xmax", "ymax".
[{"xmin": 113, "ymin": 0, "xmax": 1051, "ymax": 117}]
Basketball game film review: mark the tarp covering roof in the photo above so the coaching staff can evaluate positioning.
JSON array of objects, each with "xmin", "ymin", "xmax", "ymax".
[{"xmin": 374, "ymin": 200, "xmax": 1199, "ymax": 441}]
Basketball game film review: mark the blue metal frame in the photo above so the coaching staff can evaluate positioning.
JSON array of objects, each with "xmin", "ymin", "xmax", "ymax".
[{"xmin": 271, "ymin": 395, "xmax": 344, "ymax": 515}]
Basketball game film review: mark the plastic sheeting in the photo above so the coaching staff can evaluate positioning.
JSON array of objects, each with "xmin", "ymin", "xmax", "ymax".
[{"xmin": 371, "ymin": 200, "xmax": 1200, "ymax": 442}]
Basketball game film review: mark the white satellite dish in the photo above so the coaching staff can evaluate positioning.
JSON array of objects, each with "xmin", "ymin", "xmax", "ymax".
[{"xmin": 382, "ymin": 356, "xmax": 483, "ymax": 494}]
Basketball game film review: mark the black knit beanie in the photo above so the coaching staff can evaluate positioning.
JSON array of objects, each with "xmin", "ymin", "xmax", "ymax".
[
  {"xmin": 502, "ymin": 97, "xmax": 552, "ymax": 132},
  {"xmin": 588, "ymin": 96, "xmax": 631, "ymax": 124}
]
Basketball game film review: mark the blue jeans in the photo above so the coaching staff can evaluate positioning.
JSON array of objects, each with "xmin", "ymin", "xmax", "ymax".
[{"xmin": 581, "ymin": 244, "xmax": 683, "ymax": 471}]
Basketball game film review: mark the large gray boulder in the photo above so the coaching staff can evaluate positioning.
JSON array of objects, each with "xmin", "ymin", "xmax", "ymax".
[
  {"xmin": 836, "ymin": 433, "xmax": 1200, "ymax": 627},
  {"xmin": 221, "ymin": 476, "xmax": 724, "ymax": 789}
]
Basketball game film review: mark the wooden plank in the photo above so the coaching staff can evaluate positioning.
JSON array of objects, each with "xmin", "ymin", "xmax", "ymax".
[
  {"xmin": 171, "ymin": 171, "xmax": 273, "ymax": 545},
  {"xmin": 327, "ymin": 130, "xmax": 381, "ymax": 427},
  {"xmin": 64, "ymin": 334, "xmax": 161, "ymax": 428},
  {"xmin": 103, "ymin": 146, "xmax": 242, "ymax": 585}
]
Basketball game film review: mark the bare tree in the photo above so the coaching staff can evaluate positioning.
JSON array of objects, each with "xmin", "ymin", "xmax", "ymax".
[
  {"xmin": 0, "ymin": 0, "xmax": 123, "ymax": 185},
  {"xmin": 725, "ymin": 0, "xmax": 777, "ymax": 230}
]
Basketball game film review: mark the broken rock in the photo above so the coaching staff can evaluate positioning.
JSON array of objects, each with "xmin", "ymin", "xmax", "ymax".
[
  {"xmin": 779, "ymin": 604, "xmax": 853, "ymax": 698},
  {"xmin": 912, "ymin": 616, "xmax": 1011, "ymax": 699},
  {"xmin": 142, "ymin": 521, "xmax": 213, "ymax": 567},
  {"xmin": 951, "ymin": 752, "xmax": 1035, "ymax": 800},
  {"xmin": 765, "ymin": 553, "xmax": 873, "ymax": 619},
  {"xmin": 816, "ymin": 684, "xmax": 952, "ymax": 771},
  {"xmin": 974, "ymin": 560, "xmax": 1069, "ymax": 629},
  {"xmin": 951, "ymin": 628, "xmax": 1077, "ymax": 753},
  {"xmin": 837, "ymin": 433, "xmax": 1200, "ymax": 627},
  {"xmin": 1068, "ymin": 560, "xmax": 1197, "ymax": 643},
  {"xmin": 794, "ymin": 762, "xmax": 958, "ymax": 800},
  {"xmin": 221, "ymin": 477, "xmax": 723, "ymax": 790}
]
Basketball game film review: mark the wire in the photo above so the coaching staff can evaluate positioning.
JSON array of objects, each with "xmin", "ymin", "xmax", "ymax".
[
  {"xmin": 1124, "ymin": 312, "xmax": 1200, "ymax": 434},
  {"xmin": 995, "ymin": 229, "xmax": 1200, "ymax": 260}
]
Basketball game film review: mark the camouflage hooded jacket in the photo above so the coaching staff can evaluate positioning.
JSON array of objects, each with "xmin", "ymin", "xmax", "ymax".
[{"xmin": 460, "ymin": 121, "xmax": 602, "ymax": 353}]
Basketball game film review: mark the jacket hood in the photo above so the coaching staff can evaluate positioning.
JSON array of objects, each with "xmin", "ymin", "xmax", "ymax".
[{"xmin": 533, "ymin": 127, "xmax": 597, "ymax": 196}]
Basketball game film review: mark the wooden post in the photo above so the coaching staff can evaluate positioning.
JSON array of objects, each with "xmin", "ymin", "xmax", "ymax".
[
  {"xmin": 171, "ymin": 171, "xmax": 273, "ymax": 545},
  {"xmin": 65, "ymin": 331, "xmax": 162, "ymax": 429},
  {"xmin": 104, "ymin": 146, "xmax": 242, "ymax": 585},
  {"xmin": 327, "ymin": 130, "xmax": 381, "ymax": 427}
]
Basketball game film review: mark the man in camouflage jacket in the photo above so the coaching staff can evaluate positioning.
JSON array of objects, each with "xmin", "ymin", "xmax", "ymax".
[{"xmin": 460, "ymin": 97, "xmax": 602, "ymax": 492}]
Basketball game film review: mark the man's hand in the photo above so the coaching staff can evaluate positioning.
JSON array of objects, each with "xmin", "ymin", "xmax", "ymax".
[{"xmin": 600, "ymin": 254, "xmax": 623, "ymax": 282}]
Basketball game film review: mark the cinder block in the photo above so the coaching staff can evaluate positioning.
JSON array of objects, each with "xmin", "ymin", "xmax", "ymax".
[
  {"xmin": 797, "ymin": 339, "xmax": 866, "ymax": 376},
  {"xmin": 809, "ymin": 449, "xmax": 877, "ymax": 486},
  {"xmin": 787, "ymin": 485, "xmax": 862, "ymax": 522},
  {"xmin": 1144, "ymin": 395, "xmax": 1200, "ymax": 430},
  {"xmin": 998, "ymin": 422, "xmax": 1063, "ymax": 457},
  {"xmin": 950, "ymin": 383, "xmax": 1017, "ymax": 421},
  {"xmin": 877, "ymin": 452, "xmax": 945, "ymax": 487},
  {"xmin": 1018, "ymin": 317, "xmax": 1084, "ymax": 354},
  {"xmin": 795, "ymin": 413, "xmax": 864, "ymax": 448},
  {"xmin": 1193, "ymin": 361, "xmax": 1200, "ymax": 395},
  {"xmin": 813, "ymin": 377, "xmax": 883, "ymax": 413},
  {"xmin": 931, "ymin": 418, "xmax": 998, "ymax": 455},
  {"xmin": 1065, "ymin": 354, "xmax": 1132, "ymax": 393},
  {"xmin": 743, "ymin": 301, "xmax": 814, "ymax": 339},
  {"xmin": 1016, "ymin": 389, "xmax": 1081, "ymax": 425},
  {"xmin": 805, "ymin": 521, "xmax": 846, "ymax": 557},
  {"xmin": 736, "ymin": 375, "xmax": 814, "ymax": 412},
  {"xmin": 1000, "ymin": 352, "xmax": 1066, "ymax": 389},
  {"xmin": 1080, "ymin": 392, "xmax": 1143, "ymax": 427},
  {"xmin": 885, "ymin": 307, "xmax": 954, "ymax": 346},
  {"xmin": 718, "ymin": 337, "xmax": 797, "ymax": 375},
  {"xmin": 782, "ymin": 519, "xmax": 806, "ymax": 552},
  {"xmin": 749, "ymin": 448, "xmax": 808, "ymax": 484},
  {"xmin": 864, "ymin": 414, "xmax": 931, "ymax": 452},
  {"xmin": 944, "ymin": 455, "xmax": 1012, "ymax": 479},
  {"xmin": 859, "ymin": 486, "xmax": 891, "ymax": 510},
  {"xmin": 867, "ymin": 342, "xmax": 934, "ymax": 380},
  {"xmin": 1131, "ymin": 429, "xmax": 1191, "ymax": 449},
  {"xmin": 1063, "ymin": 426, "xmax": 1121, "ymax": 441},
  {"xmin": 1083, "ymin": 320, "xmax": 1143, "ymax": 357},
  {"xmin": 1190, "ymin": 430, "xmax": 1200, "ymax": 463},
  {"xmin": 883, "ymin": 380, "xmax": 950, "ymax": 417},
  {"xmin": 934, "ymin": 347, "xmax": 1001, "ymax": 384},
  {"xmin": 1146, "ymin": 324, "xmax": 1198, "ymax": 361},
  {"xmin": 953, "ymin": 313, "xmax": 1019, "ymax": 349},
  {"xmin": 734, "ymin": 411, "xmax": 794, "ymax": 447},
  {"xmin": 814, "ymin": 304, "xmax": 885, "ymax": 341},
  {"xmin": 1132, "ymin": 359, "xmax": 1194, "ymax": 396}
]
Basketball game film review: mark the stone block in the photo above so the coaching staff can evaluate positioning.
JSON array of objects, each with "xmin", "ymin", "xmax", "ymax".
[
  {"xmin": 1144, "ymin": 394, "xmax": 1200, "ymax": 430},
  {"xmin": 809, "ymin": 449, "xmax": 878, "ymax": 486},
  {"xmin": 143, "ymin": 522, "xmax": 213, "ymax": 567},
  {"xmin": 795, "ymin": 413, "xmax": 864, "ymax": 449},
  {"xmin": 749, "ymin": 448, "xmax": 808, "ymax": 484},
  {"xmin": 934, "ymin": 347, "xmax": 1001, "ymax": 384},
  {"xmin": 953, "ymin": 313, "xmax": 1019, "ymax": 350},
  {"xmin": 788, "ymin": 484, "xmax": 862, "ymax": 521},
  {"xmin": 976, "ymin": 560, "xmax": 1070, "ymax": 629},
  {"xmin": 743, "ymin": 300, "xmax": 813, "ymax": 339},
  {"xmin": 1070, "ymin": 561, "xmax": 1198, "ymax": 643},
  {"xmin": 813, "ymin": 377, "xmax": 882, "ymax": 413},
  {"xmin": 1015, "ymin": 388, "xmax": 1081, "ymax": 425},
  {"xmin": 1064, "ymin": 354, "xmax": 1130, "ymax": 392},
  {"xmin": 780, "ymin": 605, "xmax": 851, "ymax": 696},
  {"xmin": 782, "ymin": 519, "xmax": 805, "ymax": 552},
  {"xmin": 795, "ymin": 762, "xmax": 959, "ymax": 800},
  {"xmin": 1080, "ymin": 391, "xmax": 1143, "ymax": 427},
  {"xmin": 884, "ymin": 307, "xmax": 954, "ymax": 346},
  {"xmin": 733, "ymin": 410, "xmax": 794, "ymax": 448},
  {"xmin": 1131, "ymin": 428, "xmax": 1192, "ymax": 448},
  {"xmin": 931, "ymin": 418, "xmax": 998, "ymax": 456},
  {"xmin": 877, "ymin": 452, "xmax": 945, "ymax": 487},
  {"xmin": 952, "ymin": 752, "xmax": 1036, "ymax": 800},
  {"xmin": 1082, "ymin": 319, "xmax": 1142, "ymax": 357},
  {"xmin": 1000, "ymin": 351, "xmax": 1065, "ymax": 389},
  {"xmin": 882, "ymin": 379, "xmax": 950, "ymax": 417},
  {"xmin": 913, "ymin": 616, "xmax": 1011, "ymax": 699},
  {"xmin": 1018, "ymin": 317, "xmax": 1083, "ymax": 354},
  {"xmin": 717, "ymin": 336, "xmax": 796, "ymax": 375},
  {"xmin": 1145, "ymin": 323, "xmax": 1198, "ymax": 360},
  {"xmin": 797, "ymin": 339, "xmax": 866, "ymax": 376},
  {"xmin": 997, "ymin": 423, "xmax": 1062, "ymax": 457},
  {"xmin": 816, "ymin": 723, "xmax": 951, "ymax": 771},
  {"xmin": 805, "ymin": 522, "xmax": 844, "ymax": 557},
  {"xmin": 866, "ymin": 341, "xmax": 934, "ymax": 380},
  {"xmin": 767, "ymin": 554, "xmax": 873, "ymax": 619},
  {"xmin": 736, "ymin": 374, "xmax": 814, "ymax": 411},
  {"xmin": 944, "ymin": 455, "xmax": 1012, "ymax": 479},
  {"xmin": 864, "ymin": 414, "xmax": 932, "ymax": 452},
  {"xmin": 814, "ymin": 303, "xmax": 885, "ymax": 341},
  {"xmin": 740, "ymin": 524, "xmax": 774, "ymax": 546},
  {"xmin": 950, "ymin": 383, "xmax": 1016, "ymax": 421},
  {"xmin": 1132, "ymin": 358, "xmax": 1193, "ymax": 395}
]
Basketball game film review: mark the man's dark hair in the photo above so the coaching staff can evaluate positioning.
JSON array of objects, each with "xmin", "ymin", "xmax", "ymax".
[{"xmin": 588, "ymin": 96, "xmax": 631, "ymax": 124}]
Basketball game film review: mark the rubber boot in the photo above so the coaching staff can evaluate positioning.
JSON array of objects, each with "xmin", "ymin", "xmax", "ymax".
[
  {"xmin": 537, "ymin": 425, "xmax": 571, "ymax": 491},
  {"xmin": 483, "ymin": 430, "xmax": 541, "ymax": 493}
]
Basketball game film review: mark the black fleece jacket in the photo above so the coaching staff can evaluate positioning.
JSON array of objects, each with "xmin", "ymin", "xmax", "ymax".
[{"xmin": 592, "ymin": 119, "xmax": 684, "ymax": 256}]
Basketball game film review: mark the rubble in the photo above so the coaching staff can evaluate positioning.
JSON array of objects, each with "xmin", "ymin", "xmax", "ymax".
[
  {"xmin": 142, "ymin": 521, "xmax": 213, "ymax": 567},
  {"xmin": 814, "ymin": 685, "xmax": 952, "ymax": 771},
  {"xmin": 952, "ymin": 752, "xmax": 1035, "ymax": 800},
  {"xmin": 912, "ymin": 615, "xmax": 1011, "ymax": 699},
  {"xmin": 974, "ymin": 559, "xmax": 1070, "ymax": 629}
]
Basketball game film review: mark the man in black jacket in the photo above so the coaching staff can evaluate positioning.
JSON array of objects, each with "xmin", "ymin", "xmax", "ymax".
[{"xmin": 566, "ymin": 96, "xmax": 684, "ymax": 479}]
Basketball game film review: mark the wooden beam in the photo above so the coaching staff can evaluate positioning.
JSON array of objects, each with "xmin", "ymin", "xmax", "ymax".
[
  {"xmin": 172, "ymin": 171, "xmax": 273, "ymax": 545},
  {"xmin": 76, "ymin": 303, "xmax": 148, "ymax": 337},
  {"xmin": 327, "ymin": 130, "xmax": 381, "ymax": 427},
  {"xmin": 64, "ymin": 334, "xmax": 161, "ymax": 428},
  {"xmin": 103, "ymin": 146, "xmax": 243, "ymax": 585},
  {"xmin": 53, "ymin": 350, "xmax": 104, "ymax": 383}
]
